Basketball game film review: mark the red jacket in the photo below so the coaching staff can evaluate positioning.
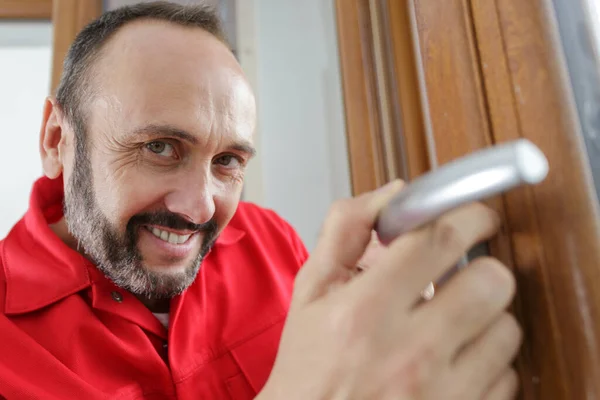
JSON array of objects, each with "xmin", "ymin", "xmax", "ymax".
[{"xmin": 0, "ymin": 177, "xmax": 308, "ymax": 400}]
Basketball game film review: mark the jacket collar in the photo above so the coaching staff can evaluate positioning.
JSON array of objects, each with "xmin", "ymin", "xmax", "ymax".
[{"xmin": 2, "ymin": 176, "xmax": 245, "ymax": 315}]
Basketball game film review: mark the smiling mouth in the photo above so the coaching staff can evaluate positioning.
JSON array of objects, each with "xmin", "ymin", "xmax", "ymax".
[{"xmin": 144, "ymin": 226, "xmax": 194, "ymax": 244}]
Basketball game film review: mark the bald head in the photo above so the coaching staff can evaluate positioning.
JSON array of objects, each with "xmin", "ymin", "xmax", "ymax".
[{"xmin": 55, "ymin": 1, "xmax": 231, "ymax": 128}]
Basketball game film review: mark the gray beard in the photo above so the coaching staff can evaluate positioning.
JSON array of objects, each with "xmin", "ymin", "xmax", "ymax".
[{"xmin": 63, "ymin": 121, "xmax": 214, "ymax": 299}]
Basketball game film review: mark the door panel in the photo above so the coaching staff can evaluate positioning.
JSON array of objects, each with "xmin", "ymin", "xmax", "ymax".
[
  {"xmin": 473, "ymin": 0, "xmax": 600, "ymax": 397},
  {"xmin": 335, "ymin": 0, "xmax": 600, "ymax": 398},
  {"xmin": 411, "ymin": 0, "xmax": 493, "ymax": 164},
  {"xmin": 335, "ymin": 0, "xmax": 390, "ymax": 193}
]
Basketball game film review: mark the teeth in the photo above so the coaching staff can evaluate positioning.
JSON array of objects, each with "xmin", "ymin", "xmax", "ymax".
[{"xmin": 148, "ymin": 227, "xmax": 191, "ymax": 244}]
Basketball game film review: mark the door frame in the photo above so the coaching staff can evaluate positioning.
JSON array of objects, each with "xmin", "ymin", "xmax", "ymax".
[{"xmin": 335, "ymin": 0, "xmax": 600, "ymax": 398}]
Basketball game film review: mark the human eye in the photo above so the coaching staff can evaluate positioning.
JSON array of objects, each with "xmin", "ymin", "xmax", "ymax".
[
  {"xmin": 145, "ymin": 141, "xmax": 177, "ymax": 158},
  {"xmin": 214, "ymin": 154, "xmax": 243, "ymax": 168}
]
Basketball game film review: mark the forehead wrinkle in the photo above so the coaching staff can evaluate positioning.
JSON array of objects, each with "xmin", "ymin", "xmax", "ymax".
[
  {"xmin": 205, "ymin": 74, "xmax": 256, "ymax": 140},
  {"xmin": 85, "ymin": 21, "xmax": 255, "ymax": 152},
  {"xmin": 190, "ymin": 74, "xmax": 255, "ymax": 153},
  {"xmin": 84, "ymin": 94, "xmax": 125, "ymax": 146}
]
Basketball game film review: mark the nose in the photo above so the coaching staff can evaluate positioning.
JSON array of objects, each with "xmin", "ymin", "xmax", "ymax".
[{"xmin": 163, "ymin": 167, "xmax": 216, "ymax": 224}]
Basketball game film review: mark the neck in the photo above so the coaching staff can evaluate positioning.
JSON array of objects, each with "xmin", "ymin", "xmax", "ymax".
[
  {"xmin": 50, "ymin": 218, "xmax": 171, "ymax": 314},
  {"xmin": 137, "ymin": 296, "xmax": 170, "ymax": 313},
  {"xmin": 49, "ymin": 217, "xmax": 79, "ymax": 251}
]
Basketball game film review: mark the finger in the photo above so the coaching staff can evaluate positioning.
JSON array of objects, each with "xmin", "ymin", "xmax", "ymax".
[
  {"xmin": 452, "ymin": 313, "xmax": 522, "ymax": 396},
  {"xmin": 483, "ymin": 369, "xmax": 519, "ymax": 400},
  {"xmin": 356, "ymin": 231, "xmax": 384, "ymax": 271},
  {"xmin": 294, "ymin": 180, "xmax": 404, "ymax": 304},
  {"xmin": 314, "ymin": 180, "xmax": 404, "ymax": 267},
  {"xmin": 416, "ymin": 257, "xmax": 516, "ymax": 355},
  {"xmin": 348, "ymin": 202, "xmax": 500, "ymax": 309}
]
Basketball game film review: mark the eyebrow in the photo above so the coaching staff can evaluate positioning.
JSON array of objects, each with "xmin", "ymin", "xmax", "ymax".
[
  {"xmin": 132, "ymin": 124, "xmax": 256, "ymax": 157},
  {"xmin": 132, "ymin": 124, "xmax": 199, "ymax": 144},
  {"xmin": 229, "ymin": 142, "xmax": 257, "ymax": 158}
]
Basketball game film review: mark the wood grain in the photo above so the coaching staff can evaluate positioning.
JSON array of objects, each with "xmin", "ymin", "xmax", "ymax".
[
  {"xmin": 385, "ymin": 0, "xmax": 429, "ymax": 179},
  {"xmin": 375, "ymin": 0, "xmax": 600, "ymax": 397},
  {"xmin": 408, "ymin": 0, "xmax": 517, "ymax": 310},
  {"xmin": 337, "ymin": 0, "xmax": 600, "ymax": 397},
  {"xmin": 411, "ymin": 0, "xmax": 493, "ymax": 163},
  {"xmin": 335, "ymin": 0, "xmax": 386, "ymax": 195},
  {"xmin": 469, "ymin": 1, "xmax": 567, "ymax": 397},
  {"xmin": 471, "ymin": 0, "xmax": 600, "ymax": 398},
  {"xmin": 368, "ymin": 0, "xmax": 410, "ymax": 182},
  {"xmin": 406, "ymin": 3, "xmax": 534, "ymax": 393},
  {"xmin": 0, "ymin": 0, "xmax": 52, "ymax": 19},
  {"xmin": 50, "ymin": 0, "xmax": 102, "ymax": 94}
]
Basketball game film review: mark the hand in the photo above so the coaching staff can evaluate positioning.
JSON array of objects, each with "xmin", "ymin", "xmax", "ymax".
[
  {"xmin": 358, "ymin": 231, "xmax": 435, "ymax": 300},
  {"xmin": 355, "ymin": 230, "xmax": 385, "ymax": 272},
  {"xmin": 260, "ymin": 180, "xmax": 522, "ymax": 400}
]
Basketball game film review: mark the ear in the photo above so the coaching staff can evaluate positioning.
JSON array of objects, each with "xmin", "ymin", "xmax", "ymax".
[{"xmin": 39, "ymin": 97, "xmax": 69, "ymax": 179}]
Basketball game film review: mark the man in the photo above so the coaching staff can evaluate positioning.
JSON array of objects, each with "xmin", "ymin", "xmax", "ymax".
[{"xmin": 0, "ymin": 2, "xmax": 521, "ymax": 399}]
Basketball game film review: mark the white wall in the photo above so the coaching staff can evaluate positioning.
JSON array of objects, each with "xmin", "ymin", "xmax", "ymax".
[
  {"xmin": 247, "ymin": 0, "xmax": 352, "ymax": 251},
  {"xmin": 0, "ymin": 22, "xmax": 52, "ymax": 238}
]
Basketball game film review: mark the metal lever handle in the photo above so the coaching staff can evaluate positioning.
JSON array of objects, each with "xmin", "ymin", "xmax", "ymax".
[
  {"xmin": 375, "ymin": 139, "xmax": 549, "ymax": 245},
  {"xmin": 374, "ymin": 139, "xmax": 549, "ymax": 300}
]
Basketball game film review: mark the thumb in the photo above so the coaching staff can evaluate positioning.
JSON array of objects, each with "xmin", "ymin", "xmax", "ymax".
[{"xmin": 293, "ymin": 180, "xmax": 404, "ymax": 305}]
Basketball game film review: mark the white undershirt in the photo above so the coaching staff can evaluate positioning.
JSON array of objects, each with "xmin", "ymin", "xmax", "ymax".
[{"xmin": 153, "ymin": 312, "xmax": 169, "ymax": 329}]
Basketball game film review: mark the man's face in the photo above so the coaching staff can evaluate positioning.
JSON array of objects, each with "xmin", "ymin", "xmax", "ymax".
[{"xmin": 61, "ymin": 21, "xmax": 256, "ymax": 299}]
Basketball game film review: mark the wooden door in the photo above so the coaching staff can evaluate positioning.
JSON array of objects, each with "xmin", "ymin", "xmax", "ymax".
[
  {"xmin": 0, "ymin": 0, "xmax": 102, "ymax": 94},
  {"xmin": 335, "ymin": 0, "xmax": 600, "ymax": 398}
]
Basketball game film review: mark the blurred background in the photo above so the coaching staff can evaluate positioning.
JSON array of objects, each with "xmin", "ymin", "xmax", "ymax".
[{"xmin": 0, "ymin": 0, "xmax": 351, "ymax": 251}]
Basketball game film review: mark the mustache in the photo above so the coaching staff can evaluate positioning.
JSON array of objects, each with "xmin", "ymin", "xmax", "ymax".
[{"xmin": 128, "ymin": 211, "xmax": 218, "ymax": 233}]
